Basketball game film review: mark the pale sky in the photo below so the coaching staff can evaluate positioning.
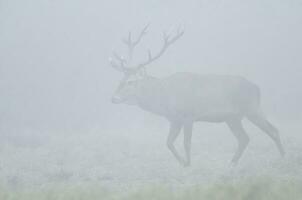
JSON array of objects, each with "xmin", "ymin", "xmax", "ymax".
[{"xmin": 1, "ymin": 0, "xmax": 301, "ymax": 132}]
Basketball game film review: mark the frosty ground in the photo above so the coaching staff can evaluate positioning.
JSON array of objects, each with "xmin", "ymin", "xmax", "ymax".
[{"xmin": 0, "ymin": 119, "xmax": 301, "ymax": 199}]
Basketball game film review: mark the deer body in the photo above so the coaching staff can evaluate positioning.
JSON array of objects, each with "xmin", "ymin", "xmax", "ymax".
[
  {"xmin": 133, "ymin": 72, "xmax": 260, "ymax": 123},
  {"xmin": 110, "ymin": 25, "xmax": 285, "ymax": 166}
]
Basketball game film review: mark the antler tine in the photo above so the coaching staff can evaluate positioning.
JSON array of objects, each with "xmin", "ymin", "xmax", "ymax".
[
  {"xmin": 122, "ymin": 32, "xmax": 132, "ymax": 46},
  {"xmin": 162, "ymin": 31, "xmax": 169, "ymax": 43},
  {"xmin": 121, "ymin": 24, "xmax": 150, "ymax": 63},
  {"xmin": 134, "ymin": 27, "xmax": 184, "ymax": 71},
  {"xmin": 109, "ymin": 51, "xmax": 131, "ymax": 74},
  {"xmin": 148, "ymin": 49, "xmax": 152, "ymax": 61},
  {"xmin": 133, "ymin": 23, "xmax": 150, "ymax": 46},
  {"xmin": 122, "ymin": 24, "xmax": 149, "ymax": 48},
  {"xmin": 109, "ymin": 57, "xmax": 124, "ymax": 72},
  {"xmin": 164, "ymin": 28, "xmax": 184, "ymax": 46},
  {"xmin": 113, "ymin": 52, "xmax": 126, "ymax": 63},
  {"xmin": 110, "ymin": 52, "xmax": 139, "ymax": 75}
]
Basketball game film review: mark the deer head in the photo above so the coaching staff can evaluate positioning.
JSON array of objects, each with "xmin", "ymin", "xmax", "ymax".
[{"xmin": 109, "ymin": 25, "xmax": 184, "ymax": 105}]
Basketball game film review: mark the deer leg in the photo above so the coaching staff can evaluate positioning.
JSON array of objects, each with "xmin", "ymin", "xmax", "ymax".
[
  {"xmin": 227, "ymin": 119, "xmax": 250, "ymax": 165},
  {"xmin": 247, "ymin": 113, "xmax": 285, "ymax": 157},
  {"xmin": 183, "ymin": 122, "xmax": 193, "ymax": 167},
  {"xmin": 167, "ymin": 121, "xmax": 183, "ymax": 165}
]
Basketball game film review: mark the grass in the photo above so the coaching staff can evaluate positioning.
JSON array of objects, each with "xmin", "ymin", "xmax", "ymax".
[{"xmin": 0, "ymin": 177, "xmax": 301, "ymax": 200}]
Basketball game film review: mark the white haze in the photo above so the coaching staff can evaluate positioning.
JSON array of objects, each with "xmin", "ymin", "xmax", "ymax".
[{"xmin": 0, "ymin": 0, "xmax": 302, "ymax": 189}]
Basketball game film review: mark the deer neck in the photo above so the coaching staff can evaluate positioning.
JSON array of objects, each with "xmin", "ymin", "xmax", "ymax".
[{"xmin": 135, "ymin": 77, "xmax": 169, "ymax": 117}]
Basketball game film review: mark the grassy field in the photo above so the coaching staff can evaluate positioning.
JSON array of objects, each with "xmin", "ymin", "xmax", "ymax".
[
  {"xmin": 0, "ymin": 121, "xmax": 301, "ymax": 199},
  {"xmin": 0, "ymin": 177, "xmax": 301, "ymax": 200}
]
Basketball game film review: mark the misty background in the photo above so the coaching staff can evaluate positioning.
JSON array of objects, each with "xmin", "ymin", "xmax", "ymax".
[{"xmin": 0, "ymin": 0, "xmax": 301, "ymax": 189}]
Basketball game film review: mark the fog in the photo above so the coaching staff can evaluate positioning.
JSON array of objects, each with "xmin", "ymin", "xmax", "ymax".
[{"xmin": 0, "ymin": 0, "xmax": 302, "ymax": 198}]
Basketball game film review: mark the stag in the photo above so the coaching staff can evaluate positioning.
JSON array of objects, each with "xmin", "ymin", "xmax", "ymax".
[{"xmin": 109, "ymin": 25, "xmax": 285, "ymax": 166}]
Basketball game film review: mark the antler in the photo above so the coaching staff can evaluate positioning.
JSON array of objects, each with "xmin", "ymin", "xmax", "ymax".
[
  {"xmin": 134, "ymin": 27, "xmax": 184, "ymax": 71},
  {"xmin": 109, "ymin": 25, "xmax": 184, "ymax": 75},
  {"xmin": 109, "ymin": 24, "xmax": 149, "ymax": 75},
  {"xmin": 123, "ymin": 24, "xmax": 149, "ymax": 62}
]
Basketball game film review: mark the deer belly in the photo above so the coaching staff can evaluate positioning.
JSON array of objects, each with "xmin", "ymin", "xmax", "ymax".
[
  {"xmin": 172, "ymin": 100, "xmax": 240, "ymax": 122},
  {"xmin": 195, "ymin": 110, "xmax": 239, "ymax": 122}
]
